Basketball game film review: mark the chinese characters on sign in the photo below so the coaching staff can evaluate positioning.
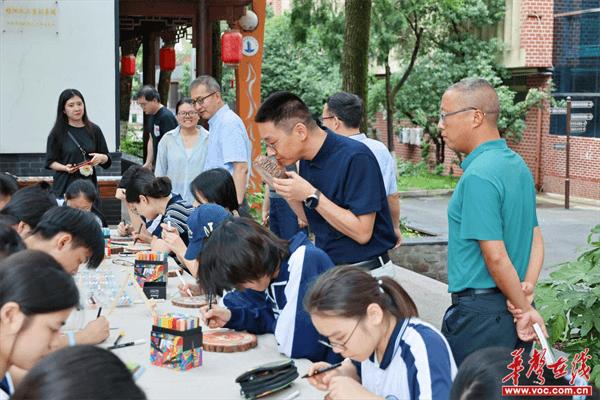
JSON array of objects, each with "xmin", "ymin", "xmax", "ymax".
[{"xmin": 2, "ymin": 1, "xmax": 58, "ymax": 33}]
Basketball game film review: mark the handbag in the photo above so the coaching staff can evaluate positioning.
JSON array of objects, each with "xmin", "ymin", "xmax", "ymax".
[{"xmin": 235, "ymin": 359, "xmax": 299, "ymax": 399}]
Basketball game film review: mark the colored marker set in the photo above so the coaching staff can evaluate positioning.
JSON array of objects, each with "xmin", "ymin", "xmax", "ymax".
[
  {"xmin": 152, "ymin": 313, "xmax": 201, "ymax": 331},
  {"xmin": 134, "ymin": 252, "xmax": 168, "ymax": 300},
  {"xmin": 150, "ymin": 313, "xmax": 203, "ymax": 371},
  {"xmin": 136, "ymin": 252, "xmax": 168, "ymax": 262}
]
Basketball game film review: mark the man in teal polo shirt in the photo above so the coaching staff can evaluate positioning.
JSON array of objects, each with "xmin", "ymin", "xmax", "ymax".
[{"xmin": 439, "ymin": 78, "xmax": 546, "ymax": 366}]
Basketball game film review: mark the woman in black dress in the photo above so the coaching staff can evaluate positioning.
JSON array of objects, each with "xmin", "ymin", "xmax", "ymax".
[{"xmin": 45, "ymin": 89, "xmax": 111, "ymax": 198}]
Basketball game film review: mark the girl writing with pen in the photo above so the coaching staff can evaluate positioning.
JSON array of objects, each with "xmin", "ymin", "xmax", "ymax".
[
  {"xmin": 304, "ymin": 266, "xmax": 456, "ymax": 400},
  {"xmin": 0, "ymin": 250, "xmax": 80, "ymax": 400}
]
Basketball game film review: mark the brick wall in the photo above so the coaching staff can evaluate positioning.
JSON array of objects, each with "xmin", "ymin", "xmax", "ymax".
[{"xmin": 521, "ymin": 0, "xmax": 554, "ymax": 67}]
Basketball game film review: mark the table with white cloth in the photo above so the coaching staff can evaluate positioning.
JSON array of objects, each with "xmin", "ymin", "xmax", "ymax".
[{"xmin": 76, "ymin": 253, "xmax": 324, "ymax": 400}]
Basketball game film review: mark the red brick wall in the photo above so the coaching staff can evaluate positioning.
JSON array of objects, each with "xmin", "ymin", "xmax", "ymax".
[{"xmin": 521, "ymin": 0, "xmax": 554, "ymax": 67}]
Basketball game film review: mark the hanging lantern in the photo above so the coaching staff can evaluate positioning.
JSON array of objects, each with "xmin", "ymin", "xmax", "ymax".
[
  {"xmin": 221, "ymin": 30, "xmax": 242, "ymax": 65},
  {"xmin": 159, "ymin": 47, "xmax": 176, "ymax": 71},
  {"xmin": 120, "ymin": 55, "xmax": 136, "ymax": 77}
]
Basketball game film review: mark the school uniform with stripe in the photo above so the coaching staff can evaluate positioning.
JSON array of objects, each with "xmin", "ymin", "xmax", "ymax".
[
  {"xmin": 0, "ymin": 373, "xmax": 14, "ymax": 400},
  {"xmin": 161, "ymin": 193, "xmax": 194, "ymax": 245},
  {"xmin": 223, "ymin": 232, "xmax": 340, "ymax": 363},
  {"xmin": 359, "ymin": 318, "xmax": 457, "ymax": 400}
]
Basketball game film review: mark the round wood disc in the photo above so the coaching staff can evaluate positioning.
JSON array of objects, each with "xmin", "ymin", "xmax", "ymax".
[
  {"xmin": 202, "ymin": 331, "xmax": 257, "ymax": 353},
  {"xmin": 167, "ymin": 268, "xmax": 183, "ymax": 278},
  {"xmin": 171, "ymin": 296, "xmax": 208, "ymax": 309}
]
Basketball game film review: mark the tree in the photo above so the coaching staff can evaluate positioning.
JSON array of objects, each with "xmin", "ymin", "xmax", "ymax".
[
  {"xmin": 369, "ymin": 0, "xmax": 550, "ymax": 166},
  {"xmin": 341, "ymin": 0, "xmax": 372, "ymax": 132},
  {"xmin": 261, "ymin": 13, "xmax": 341, "ymax": 116}
]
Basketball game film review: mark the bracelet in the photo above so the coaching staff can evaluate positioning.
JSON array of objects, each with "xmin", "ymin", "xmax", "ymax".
[{"xmin": 66, "ymin": 331, "xmax": 77, "ymax": 346}]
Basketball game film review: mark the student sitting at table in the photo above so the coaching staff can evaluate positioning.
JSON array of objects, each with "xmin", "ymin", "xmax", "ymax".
[
  {"xmin": 199, "ymin": 218, "xmax": 340, "ymax": 363},
  {"xmin": 11, "ymin": 345, "xmax": 146, "ymax": 400},
  {"xmin": 0, "ymin": 222, "xmax": 25, "ymax": 260},
  {"xmin": 0, "ymin": 184, "xmax": 57, "ymax": 238},
  {"xmin": 304, "ymin": 266, "xmax": 456, "ymax": 400},
  {"xmin": 161, "ymin": 203, "xmax": 231, "ymax": 278},
  {"xmin": 23, "ymin": 207, "xmax": 109, "ymax": 347},
  {"xmin": 190, "ymin": 168, "xmax": 250, "ymax": 217},
  {"xmin": 64, "ymin": 179, "xmax": 107, "ymax": 227},
  {"xmin": 0, "ymin": 250, "xmax": 80, "ymax": 400},
  {"xmin": 125, "ymin": 168, "xmax": 194, "ymax": 252}
]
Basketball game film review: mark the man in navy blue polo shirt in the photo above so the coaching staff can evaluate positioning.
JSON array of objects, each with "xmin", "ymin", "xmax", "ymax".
[
  {"xmin": 438, "ymin": 78, "xmax": 546, "ymax": 366},
  {"xmin": 254, "ymin": 92, "xmax": 396, "ymax": 275}
]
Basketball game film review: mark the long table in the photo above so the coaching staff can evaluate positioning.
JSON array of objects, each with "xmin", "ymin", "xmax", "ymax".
[{"xmin": 83, "ymin": 254, "xmax": 324, "ymax": 400}]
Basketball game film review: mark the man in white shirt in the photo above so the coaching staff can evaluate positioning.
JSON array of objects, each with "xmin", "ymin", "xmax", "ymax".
[{"xmin": 321, "ymin": 92, "xmax": 401, "ymax": 246}]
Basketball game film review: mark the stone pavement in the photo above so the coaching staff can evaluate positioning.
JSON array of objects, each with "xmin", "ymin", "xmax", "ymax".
[{"xmin": 400, "ymin": 194, "xmax": 600, "ymax": 279}]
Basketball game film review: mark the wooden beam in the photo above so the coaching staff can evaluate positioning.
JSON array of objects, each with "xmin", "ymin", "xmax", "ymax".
[{"xmin": 120, "ymin": 1, "xmax": 196, "ymax": 17}]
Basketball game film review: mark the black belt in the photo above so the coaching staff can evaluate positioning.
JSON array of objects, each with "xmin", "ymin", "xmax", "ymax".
[
  {"xmin": 341, "ymin": 254, "xmax": 390, "ymax": 271},
  {"xmin": 451, "ymin": 287, "xmax": 501, "ymax": 305}
]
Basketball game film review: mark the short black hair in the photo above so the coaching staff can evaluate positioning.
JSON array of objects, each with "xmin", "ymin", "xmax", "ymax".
[
  {"xmin": 326, "ymin": 92, "xmax": 363, "ymax": 129},
  {"xmin": 255, "ymin": 91, "xmax": 317, "ymax": 130},
  {"xmin": 175, "ymin": 98, "xmax": 194, "ymax": 115},
  {"xmin": 0, "ymin": 221, "xmax": 25, "ymax": 259},
  {"xmin": 118, "ymin": 165, "xmax": 144, "ymax": 189},
  {"xmin": 0, "ymin": 250, "xmax": 79, "ymax": 315},
  {"xmin": 0, "ymin": 185, "xmax": 57, "ymax": 229},
  {"xmin": 199, "ymin": 218, "xmax": 289, "ymax": 295},
  {"xmin": 31, "ymin": 207, "xmax": 104, "ymax": 268},
  {"xmin": 65, "ymin": 179, "xmax": 98, "ymax": 203},
  {"xmin": 190, "ymin": 168, "xmax": 239, "ymax": 213},
  {"xmin": 11, "ymin": 345, "xmax": 146, "ymax": 400},
  {"xmin": 136, "ymin": 85, "xmax": 160, "ymax": 102},
  {"xmin": 0, "ymin": 172, "xmax": 18, "ymax": 199},
  {"xmin": 125, "ymin": 168, "xmax": 171, "ymax": 203}
]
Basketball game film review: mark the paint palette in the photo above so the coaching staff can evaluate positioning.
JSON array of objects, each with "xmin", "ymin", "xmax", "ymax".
[{"xmin": 202, "ymin": 331, "xmax": 257, "ymax": 353}]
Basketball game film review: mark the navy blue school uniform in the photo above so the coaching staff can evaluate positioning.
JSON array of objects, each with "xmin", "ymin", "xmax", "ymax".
[
  {"xmin": 223, "ymin": 231, "xmax": 340, "ymax": 363},
  {"xmin": 0, "ymin": 373, "xmax": 13, "ymax": 400},
  {"xmin": 299, "ymin": 130, "xmax": 396, "ymax": 264},
  {"xmin": 355, "ymin": 318, "xmax": 456, "ymax": 400}
]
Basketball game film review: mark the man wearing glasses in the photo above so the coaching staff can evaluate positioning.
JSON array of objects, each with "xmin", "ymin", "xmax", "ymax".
[
  {"xmin": 190, "ymin": 76, "xmax": 251, "ymax": 210},
  {"xmin": 321, "ymin": 92, "xmax": 401, "ymax": 248},
  {"xmin": 438, "ymin": 78, "xmax": 546, "ymax": 366},
  {"xmin": 255, "ymin": 91, "xmax": 397, "ymax": 275},
  {"xmin": 136, "ymin": 85, "xmax": 178, "ymax": 170}
]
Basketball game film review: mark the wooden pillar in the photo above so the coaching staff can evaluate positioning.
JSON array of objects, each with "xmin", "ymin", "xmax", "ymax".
[
  {"xmin": 195, "ymin": 0, "xmax": 212, "ymax": 77},
  {"xmin": 142, "ymin": 29, "xmax": 157, "ymax": 164},
  {"xmin": 236, "ymin": 0, "xmax": 266, "ymax": 193}
]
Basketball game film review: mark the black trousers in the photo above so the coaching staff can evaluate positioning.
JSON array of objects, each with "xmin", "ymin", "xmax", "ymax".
[{"xmin": 441, "ymin": 292, "xmax": 532, "ymax": 367}]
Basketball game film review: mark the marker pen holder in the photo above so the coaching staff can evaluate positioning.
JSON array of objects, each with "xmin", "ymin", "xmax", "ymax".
[
  {"xmin": 150, "ymin": 325, "xmax": 203, "ymax": 371},
  {"xmin": 134, "ymin": 253, "xmax": 168, "ymax": 299}
]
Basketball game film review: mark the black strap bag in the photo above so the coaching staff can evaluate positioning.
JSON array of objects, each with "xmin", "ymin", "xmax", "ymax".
[{"xmin": 235, "ymin": 359, "xmax": 299, "ymax": 399}]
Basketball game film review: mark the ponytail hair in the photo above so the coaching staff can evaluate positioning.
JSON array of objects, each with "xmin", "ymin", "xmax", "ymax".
[
  {"xmin": 0, "ymin": 250, "xmax": 79, "ymax": 315},
  {"xmin": 305, "ymin": 266, "xmax": 418, "ymax": 320},
  {"xmin": 125, "ymin": 168, "xmax": 172, "ymax": 203}
]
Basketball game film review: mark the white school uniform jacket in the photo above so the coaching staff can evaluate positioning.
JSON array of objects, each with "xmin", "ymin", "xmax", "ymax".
[
  {"xmin": 358, "ymin": 318, "xmax": 457, "ymax": 400},
  {"xmin": 0, "ymin": 373, "xmax": 14, "ymax": 400}
]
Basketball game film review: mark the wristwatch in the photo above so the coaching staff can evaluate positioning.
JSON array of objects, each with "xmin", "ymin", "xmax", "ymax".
[{"xmin": 303, "ymin": 189, "xmax": 321, "ymax": 209}]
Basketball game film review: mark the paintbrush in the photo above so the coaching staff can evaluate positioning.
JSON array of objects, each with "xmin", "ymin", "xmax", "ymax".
[{"xmin": 132, "ymin": 225, "xmax": 142, "ymax": 246}]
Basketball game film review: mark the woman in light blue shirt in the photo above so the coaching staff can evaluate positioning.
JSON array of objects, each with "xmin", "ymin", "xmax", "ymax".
[{"xmin": 155, "ymin": 98, "xmax": 208, "ymax": 203}]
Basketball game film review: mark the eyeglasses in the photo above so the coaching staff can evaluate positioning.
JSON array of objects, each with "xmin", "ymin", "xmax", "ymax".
[
  {"xmin": 191, "ymin": 92, "xmax": 217, "ymax": 106},
  {"xmin": 318, "ymin": 317, "xmax": 362, "ymax": 351},
  {"xmin": 177, "ymin": 111, "xmax": 198, "ymax": 117},
  {"xmin": 438, "ymin": 107, "xmax": 478, "ymax": 122}
]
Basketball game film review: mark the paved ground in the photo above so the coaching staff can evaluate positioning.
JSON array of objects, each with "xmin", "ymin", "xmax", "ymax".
[{"xmin": 401, "ymin": 194, "xmax": 600, "ymax": 279}]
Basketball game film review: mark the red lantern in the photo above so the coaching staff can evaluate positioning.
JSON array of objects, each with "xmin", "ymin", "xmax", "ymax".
[
  {"xmin": 159, "ymin": 47, "xmax": 176, "ymax": 71},
  {"xmin": 221, "ymin": 30, "xmax": 242, "ymax": 65},
  {"xmin": 120, "ymin": 55, "xmax": 136, "ymax": 76}
]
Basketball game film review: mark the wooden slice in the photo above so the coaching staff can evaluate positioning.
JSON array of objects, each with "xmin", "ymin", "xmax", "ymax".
[
  {"xmin": 171, "ymin": 296, "xmax": 208, "ymax": 309},
  {"xmin": 122, "ymin": 244, "xmax": 151, "ymax": 253},
  {"xmin": 202, "ymin": 331, "xmax": 257, "ymax": 353},
  {"xmin": 168, "ymin": 268, "xmax": 183, "ymax": 278}
]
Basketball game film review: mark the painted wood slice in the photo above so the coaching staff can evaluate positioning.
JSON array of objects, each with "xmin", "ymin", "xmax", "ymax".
[
  {"xmin": 202, "ymin": 331, "xmax": 257, "ymax": 353},
  {"xmin": 167, "ymin": 268, "xmax": 183, "ymax": 278},
  {"xmin": 171, "ymin": 296, "xmax": 208, "ymax": 309}
]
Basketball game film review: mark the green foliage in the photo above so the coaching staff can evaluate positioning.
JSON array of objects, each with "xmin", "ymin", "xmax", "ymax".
[
  {"xmin": 368, "ymin": 0, "xmax": 551, "ymax": 163},
  {"xmin": 246, "ymin": 190, "xmax": 265, "ymax": 224},
  {"xmin": 536, "ymin": 225, "xmax": 600, "ymax": 384},
  {"xmin": 396, "ymin": 160, "xmax": 458, "ymax": 191},
  {"xmin": 262, "ymin": 13, "xmax": 341, "ymax": 115},
  {"xmin": 120, "ymin": 125, "xmax": 143, "ymax": 159}
]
